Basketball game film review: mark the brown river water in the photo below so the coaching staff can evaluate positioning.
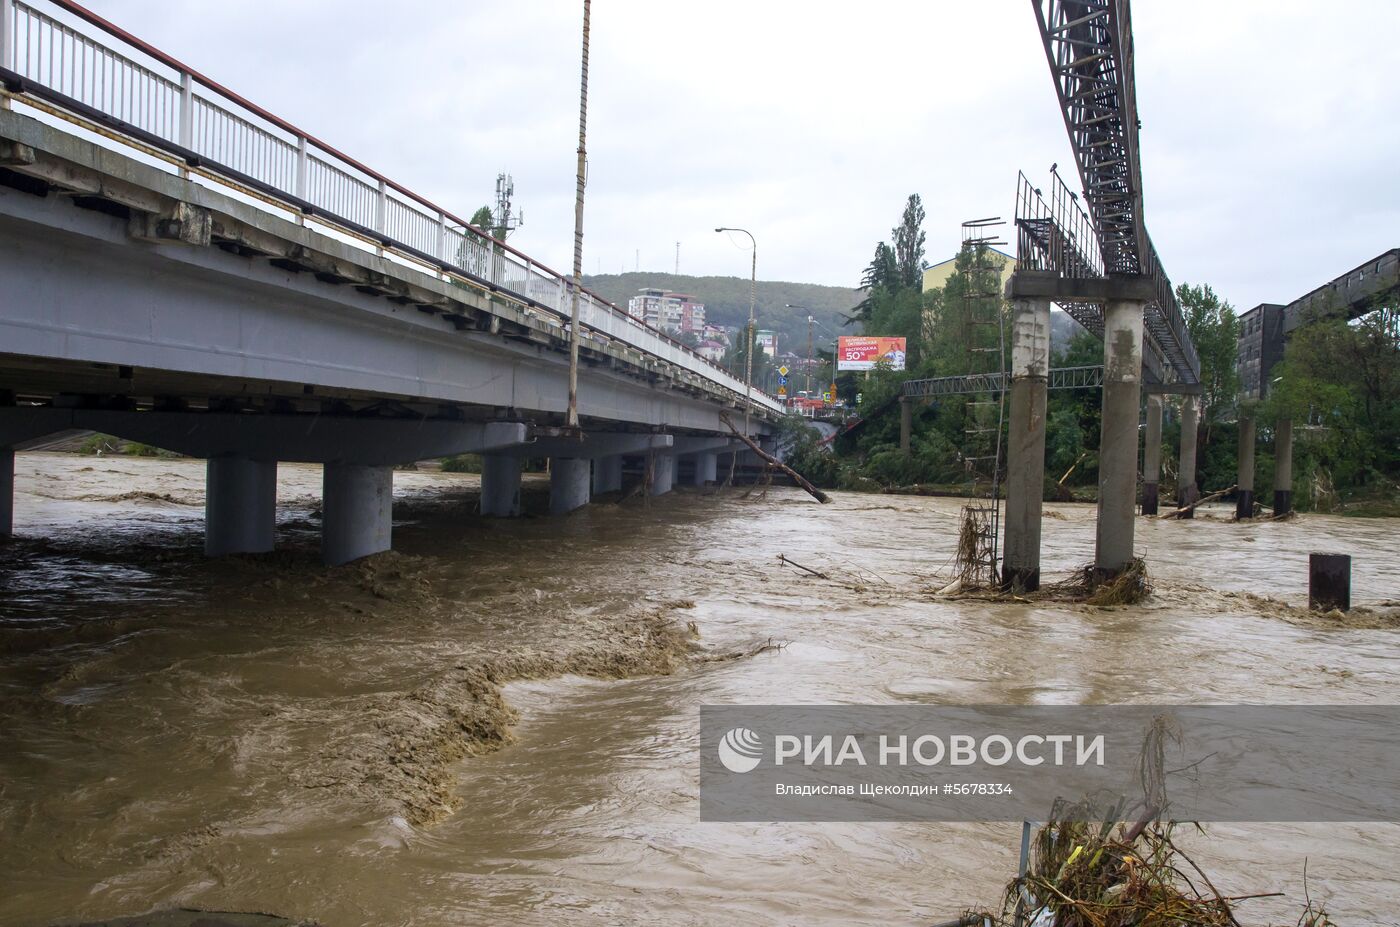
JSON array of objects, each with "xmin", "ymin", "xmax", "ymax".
[{"xmin": 1, "ymin": 452, "xmax": 1398, "ymax": 926}]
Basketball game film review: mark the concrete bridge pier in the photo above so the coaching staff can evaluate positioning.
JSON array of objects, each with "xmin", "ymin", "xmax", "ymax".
[
  {"xmin": 1274, "ymin": 418, "xmax": 1293, "ymax": 515},
  {"xmin": 650, "ymin": 453, "xmax": 675, "ymax": 496},
  {"xmin": 1177, "ymin": 395, "xmax": 1199, "ymax": 518},
  {"xmin": 322, "ymin": 463, "xmax": 392, "ymax": 566},
  {"xmin": 1, "ymin": 447, "xmax": 12, "ymax": 538},
  {"xmin": 1001, "ymin": 296, "xmax": 1051, "ymax": 591},
  {"xmin": 1236, "ymin": 416, "xmax": 1256, "ymax": 519},
  {"xmin": 1141, "ymin": 394, "xmax": 1163, "ymax": 515},
  {"xmin": 205, "ymin": 455, "xmax": 277, "ymax": 556},
  {"xmin": 480, "ymin": 455, "xmax": 522, "ymax": 517},
  {"xmin": 592, "ymin": 455, "xmax": 623, "ymax": 495},
  {"xmin": 691, "ymin": 452, "xmax": 718, "ymax": 486},
  {"xmin": 1094, "ymin": 298, "xmax": 1145, "ymax": 578},
  {"xmin": 549, "ymin": 458, "xmax": 591, "ymax": 515}
]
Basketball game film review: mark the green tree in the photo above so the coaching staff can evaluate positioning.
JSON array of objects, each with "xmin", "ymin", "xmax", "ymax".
[
  {"xmin": 892, "ymin": 194, "xmax": 928, "ymax": 290},
  {"xmin": 1175, "ymin": 282, "xmax": 1240, "ymax": 490},
  {"xmin": 1265, "ymin": 303, "xmax": 1400, "ymax": 503},
  {"xmin": 1177, "ymin": 283, "xmax": 1240, "ymax": 433}
]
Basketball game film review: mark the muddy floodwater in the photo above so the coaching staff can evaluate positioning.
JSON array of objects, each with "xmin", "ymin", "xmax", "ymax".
[{"xmin": 2, "ymin": 452, "xmax": 1398, "ymax": 926}]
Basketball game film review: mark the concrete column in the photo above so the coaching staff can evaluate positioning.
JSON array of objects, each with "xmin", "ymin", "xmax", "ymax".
[
  {"xmin": 480, "ymin": 454, "xmax": 522, "ymax": 517},
  {"xmin": 1141, "ymin": 394, "xmax": 1163, "ymax": 516},
  {"xmin": 1236, "ymin": 416, "xmax": 1257, "ymax": 519},
  {"xmin": 205, "ymin": 455, "xmax": 277, "ymax": 556},
  {"xmin": 650, "ymin": 452, "xmax": 675, "ymax": 496},
  {"xmin": 1177, "ymin": 395, "xmax": 1199, "ymax": 518},
  {"xmin": 0, "ymin": 447, "xmax": 13, "ymax": 538},
  {"xmin": 692, "ymin": 452, "xmax": 718, "ymax": 486},
  {"xmin": 1094, "ymin": 299, "xmax": 1145, "ymax": 578},
  {"xmin": 1274, "ymin": 417, "xmax": 1293, "ymax": 515},
  {"xmin": 549, "ymin": 457, "xmax": 590, "ymax": 515},
  {"xmin": 899, "ymin": 397, "xmax": 912, "ymax": 457},
  {"xmin": 592, "ymin": 455, "xmax": 622, "ymax": 495},
  {"xmin": 1001, "ymin": 297, "xmax": 1051, "ymax": 591},
  {"xmin": 322, "ymin": 463, "xmax": 392, "ymax": 566}
]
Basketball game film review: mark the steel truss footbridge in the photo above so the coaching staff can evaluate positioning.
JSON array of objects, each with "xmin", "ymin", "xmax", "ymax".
[{"xmin": 1015, "ymin": 0, "xmax": 1200, "ymax": 391}]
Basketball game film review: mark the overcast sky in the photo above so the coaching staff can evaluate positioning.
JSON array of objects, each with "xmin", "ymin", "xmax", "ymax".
[{"xmin": 87, "ymin": 1, "xmax": 1399, "ymax": 311}]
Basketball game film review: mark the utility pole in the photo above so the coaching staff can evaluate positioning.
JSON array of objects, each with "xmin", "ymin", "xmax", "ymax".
[
  {"xmin": 675, "ymin": 241, "xmax": 680, "ymax": 275},
  {"xmin": 565, "ymin": 0, "xmax": 590, "ymax": 430}
]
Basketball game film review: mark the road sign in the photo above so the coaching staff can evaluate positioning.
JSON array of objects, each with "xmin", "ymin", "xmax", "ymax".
[
  {"xmin": 778, "ymin": 386, "xmax": 787, "ymax": 397},
  {"xmin": 777, "ymin": 375, "xmax": 788, "ymax": 386},
  {"xmin": 777, "ymin": 365, "xmax": 789, "ymax": 377}
]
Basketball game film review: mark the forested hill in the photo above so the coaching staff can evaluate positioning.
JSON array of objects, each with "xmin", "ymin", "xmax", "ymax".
[{"xmin": 581, "ymin": 272, "xmax": 861, "ymax": 351}]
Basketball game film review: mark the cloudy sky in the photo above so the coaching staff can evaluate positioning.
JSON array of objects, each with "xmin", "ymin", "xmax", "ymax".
[{"xmin": 83, "ymin": 1, "xmax": 1400, "ymax": 311}]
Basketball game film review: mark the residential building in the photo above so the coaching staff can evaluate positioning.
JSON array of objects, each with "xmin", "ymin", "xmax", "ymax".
[{"xmin": 626, "ymin": 288, "xmax": 706, "ymax": 335}]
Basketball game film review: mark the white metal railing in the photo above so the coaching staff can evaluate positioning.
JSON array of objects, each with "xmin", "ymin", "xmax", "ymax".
[{"xmin": 0, "ymin": 0, "xmax": 781, "ymax": 414}]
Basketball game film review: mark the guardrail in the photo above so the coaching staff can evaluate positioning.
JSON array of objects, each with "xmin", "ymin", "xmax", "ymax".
[{"xmin": 0, "ymin": 0, "xmax": 781, "ymax": 415}]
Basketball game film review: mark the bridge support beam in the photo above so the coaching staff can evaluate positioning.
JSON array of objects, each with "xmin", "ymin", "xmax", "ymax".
[
  {"xmin": 650, "ymin": 453, "xmax": 675, "ymax": 496},
  {"xmin": 1002, "ymin": 297, "xmax": 1051, "ymax": 591},
  {"xmin": 1177, "ymin": 396, "xmax": 1200, "ymax": 518},
  {"xmin": 480, "ymin": 454, "xmax": 522, "ymax": 517},
  {"xmin": 1, "ymin": 447, "xmax": 12, "ymax": 538},
  {"xmin": 1274, "ymin": 418, "xmax": 1293, "ymax": 515},
  {"xmin": 205, "ymin": 455, "xmax": 277, "ymax": 556},
  {"xmin": 592, "ymin": 455, "xmax": 623, "ymax": 495},
  {"xmin": 1141, "ymin": 394, "xmax": 1163, "ymax": 515},
  {"xmin": 899, "ymin": 397, "xmax": 913, "ymax": 457},
  {"xmin": 1236, "ymin": 416, "xmax": 1256, "ymax": 519},
  {"xmin": 549, "ymin": 458, "xmax": 591, "ymax": 515},
  {"xmin": 691, "ymin": 452, "xmax": 718, "ymax": 486},
  {"xmin": 322, "ymin": 463, "xmax": 392, "ymax": 566},
  {"xmin": 1094, "ymin": 299, "xmax": 1145, "ymax": 579}
]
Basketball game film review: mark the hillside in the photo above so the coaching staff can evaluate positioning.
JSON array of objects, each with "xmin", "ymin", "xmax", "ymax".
[{"xmin": 581, "ymin": 272, "xmax": 861, "ymax": 354}]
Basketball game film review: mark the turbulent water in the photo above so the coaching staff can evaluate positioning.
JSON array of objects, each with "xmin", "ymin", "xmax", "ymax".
[{"xmin": 1, "ymin": 452, "xmax": 1398, "ymax": 926}]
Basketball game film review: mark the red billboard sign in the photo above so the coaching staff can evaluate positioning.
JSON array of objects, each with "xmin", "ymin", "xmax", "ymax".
[{"xmin": 837, "ymin": 336, "xmax": 907, "ymax": 371}]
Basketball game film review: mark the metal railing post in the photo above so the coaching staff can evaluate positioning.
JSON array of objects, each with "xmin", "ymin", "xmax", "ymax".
[
  {"xmin": 0, "ymin": 0, "xmax": 14, "ymax": 110},
  {"xmin": 374, "ymin": 179, "xmax": 386, "ymax": 254},
  {"xmin": 178, "ymin": 71, "xmax": 192, "ymax": 147},
  {"xmin": 295, "ymin": 135, "xmax": 308, "ymax": 199},
  {"xmin": 436, "ymin": 210, "xmax": 446, "ymax": 279}
]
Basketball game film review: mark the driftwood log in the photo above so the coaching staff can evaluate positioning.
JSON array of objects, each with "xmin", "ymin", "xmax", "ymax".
[
  {"xmin": 719, "ymin": 412, "xmax": 831, "ymax": 503},
  {"xmin": 1153, "ymin": 484, "xmax": 1236, "ymax": 519}
]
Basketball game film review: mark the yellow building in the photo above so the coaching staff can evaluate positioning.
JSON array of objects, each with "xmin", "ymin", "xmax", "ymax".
[
  {"xmin": 920, "ymin": 247, "xmax": 1016, "ymax": 294},
  {"xmin": 920, "ymin": 247, "xmax": 1016, "ymax": 341}
]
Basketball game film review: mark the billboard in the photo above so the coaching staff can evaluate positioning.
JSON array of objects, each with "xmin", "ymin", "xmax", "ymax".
[
  {"xmin": 837, "ymin": 336, "xmax": 907, "ymax": 371},
  {"xmin": 755, "ymin": 330, "xmax": 777, "ymax": 357}
]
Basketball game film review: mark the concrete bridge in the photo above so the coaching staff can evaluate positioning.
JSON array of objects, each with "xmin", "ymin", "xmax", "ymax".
[{"xmin": 0, "ymin": 0, "xmax": 773, "ymax": 563}]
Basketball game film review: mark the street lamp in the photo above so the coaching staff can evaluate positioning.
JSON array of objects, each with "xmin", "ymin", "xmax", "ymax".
[
  {"xmin": 786, "ymin": 304, "xmax": 814, "ymax": 398},
  {"xmin": 715, "ymin": 227, "xmax": 757, "ymax": 435}
]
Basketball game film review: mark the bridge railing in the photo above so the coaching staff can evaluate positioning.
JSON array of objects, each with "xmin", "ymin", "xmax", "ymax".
[{"xmin": 0, "ymin": 0, "xmax": 781, "ymax": 414}]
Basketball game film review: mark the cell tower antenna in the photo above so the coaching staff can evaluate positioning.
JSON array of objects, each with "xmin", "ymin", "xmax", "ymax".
[{"xmin": 493, "ymin": 173, "xmax": 523, "ymax": 239}]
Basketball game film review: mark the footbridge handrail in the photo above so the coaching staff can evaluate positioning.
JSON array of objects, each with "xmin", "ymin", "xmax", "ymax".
[{"xmin": 0, "ymin": 0, "xmax": 781, "ymax": 414}]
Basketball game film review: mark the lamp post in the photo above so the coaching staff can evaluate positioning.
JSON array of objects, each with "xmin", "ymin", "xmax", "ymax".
[
  {"xmin": 715, "ymin": 227, "xmax": 757, "ymax": 436},
  {"xmin": 786, "ymin": 304, "xmax": 814, "ymax": 399}
]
